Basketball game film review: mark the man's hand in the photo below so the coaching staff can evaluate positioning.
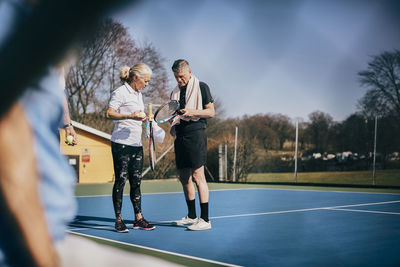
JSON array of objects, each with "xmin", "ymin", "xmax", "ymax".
[
  {"xmin": 179, "ymin": 108, "xmax": 197, "ymax": 118},
  {"xmin": 178, "ymin": 103, "xmax": 215, "ymax": 119}
]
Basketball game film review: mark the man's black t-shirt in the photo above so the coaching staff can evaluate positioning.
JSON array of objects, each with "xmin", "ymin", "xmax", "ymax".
[{"xmin": 175, "ymin": 81, "xmax": 213, "ymax": 135}]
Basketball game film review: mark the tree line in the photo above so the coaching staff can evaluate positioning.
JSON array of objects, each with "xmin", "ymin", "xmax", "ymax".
[
  {"xmin": 66, "ymin": 19, "xmax": 400, "ymax": 181},
  {"xmin": 65, "ymin": 19, "xmax": 169, "ymax": 134},
  {"xmin": 205, "ymin": 110, "xmax": 400, "ymax": 182}
]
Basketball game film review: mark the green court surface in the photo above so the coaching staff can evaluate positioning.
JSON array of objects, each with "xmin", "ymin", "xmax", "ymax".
[
  {"xmin": 247, "ymin": 169, "xmax": 400, "ymax": 187},
  {"xmin": 75, "ymin": 179, "xmax": 400, "ymax": 197}
]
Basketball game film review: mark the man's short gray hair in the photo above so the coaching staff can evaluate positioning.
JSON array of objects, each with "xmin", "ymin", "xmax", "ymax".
[{"xmin": 171, "ymin": 59, "xmax": 190, "ymax": 72}]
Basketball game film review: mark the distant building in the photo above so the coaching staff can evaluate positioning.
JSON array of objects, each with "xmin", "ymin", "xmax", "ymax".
[{"xmin": 59, "ymin": 121, "xmax": 114, "ymax": 183}]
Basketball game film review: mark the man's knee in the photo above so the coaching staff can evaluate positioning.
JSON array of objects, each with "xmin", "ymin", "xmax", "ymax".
[{"xmin": 192, "ymin": 166, "xmax": 205, "ymax": 183}]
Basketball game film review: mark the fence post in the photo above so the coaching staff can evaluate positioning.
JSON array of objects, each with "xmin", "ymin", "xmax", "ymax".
[
  {"xmin": 232, "ymin": 126, "xmax": 238, "ymax": 182},
  {"xmin": 224, "ymin": 144, "xmax": 228, "ymax": 181},
  {"xmin": 294, "ymin": 120, "xmax": 298, "ymax": 183},
  {"xmin": 218, "ymin": 144, "xmax": 223, "ymax": 181},
  {"xmin": 372, "ymin": 116, "xmax": 378, "ymax": 185}
]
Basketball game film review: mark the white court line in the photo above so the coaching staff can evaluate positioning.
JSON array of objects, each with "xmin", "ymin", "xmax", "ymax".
[
  {"xmin": 67, "ymin": 230, "xmax": 242, "ymax": 267},
  {"xmin": 74, "ymin": 188, "xmax": 286, "ymax": 198},
  {"xmin": 210, "ymin": 207, "xmax": 326, "ymax": 220},
  {"xmin": 75, "ymin": 188, "xmax": 272, "ymax": 198},
  {"xmin": 75, "ymin": 187, "xmax": 400, "ymax": 198},
  {"xmin": 214, "ymin": 187, "xmax": 400, "ymax": 195},
  {"xmin": 70, "ymin": 200, "xmax": 400, "ymax": 229},
  {"xmin": 70, "ymin": 200, "xmax": 400, "ymax": 231},
  {"xmin": 210, "ymin": 200, "xmax": 400, "ymax": 220},
  {"xmin": 69, "ymin": 225, "xmax": 114, "ymax": 231},
  {"xmin": 328, "ymin": 208, "xmax": 400, "ymax": 215},
  {"xmin": 324, "ymin": 200, "xmax": 400, "ymax": 209},
  {"xmin": 76, "ymin": 191, "xmax": 183, "ymax": 198}
]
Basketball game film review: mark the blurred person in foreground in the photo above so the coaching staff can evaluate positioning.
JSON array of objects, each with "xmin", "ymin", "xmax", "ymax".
[
  {"xmin": 169, "ymin": 59, "xmax": 215, "ymax": 231},
  {"xmin": 106, "ymin": 63, "xmax": 156, "ymax": 232},
  {"xmin": 0, "ymin": 58, "xmax": 177, "ymax": 267},
  {"xmin": 0, "ymin": 0, "xmax": 178, "ymax": 266}
]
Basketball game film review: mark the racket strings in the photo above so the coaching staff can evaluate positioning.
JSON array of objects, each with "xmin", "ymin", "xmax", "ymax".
[{"xmin": 154, "ymin": 101, "xmax": 179, "ymax": 121}]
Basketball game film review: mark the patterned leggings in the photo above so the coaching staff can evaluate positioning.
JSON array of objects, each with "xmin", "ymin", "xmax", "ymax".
[{"xmin": 111, "ymin": 142, "xmax": 143, "ymax": 218}]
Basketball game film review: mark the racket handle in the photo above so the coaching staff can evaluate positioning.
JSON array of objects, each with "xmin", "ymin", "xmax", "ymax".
[{"xmin": 148, "ymin": 103, "xmax": 153, "ymax": 121}]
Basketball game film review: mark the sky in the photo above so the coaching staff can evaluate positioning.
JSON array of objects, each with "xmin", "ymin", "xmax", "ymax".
[
  {"xmin": 114, "ymin": 0, "xmax": 400, "ymax": 122},
  {"xmin": 0, "ymin": 1, "xmax": 398, "ymax": 122}
]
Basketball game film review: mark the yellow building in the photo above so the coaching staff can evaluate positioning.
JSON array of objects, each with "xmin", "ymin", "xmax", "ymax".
[{"xmin": 60, "ymin": 121, "xmax": 114, "ymax": 183}]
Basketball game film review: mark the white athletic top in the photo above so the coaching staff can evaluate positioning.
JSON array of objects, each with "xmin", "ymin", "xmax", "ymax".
[{"xmin": 109, "ymin": 83, "xmax": 144, "ymax": 146}]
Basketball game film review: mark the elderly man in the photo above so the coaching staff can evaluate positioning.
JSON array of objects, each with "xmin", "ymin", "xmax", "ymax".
[{"xmin": 170, "ymin": 59, "xmax": 215, "ymax": 231}]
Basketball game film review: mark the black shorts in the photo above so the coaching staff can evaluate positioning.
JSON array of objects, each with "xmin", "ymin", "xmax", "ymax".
[{"xmin": 174, "ymin": 129, "xmax": 207, "ymax": 170}]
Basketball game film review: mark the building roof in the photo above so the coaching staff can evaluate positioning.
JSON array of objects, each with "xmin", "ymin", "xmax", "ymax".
[{"xmin": 71, "ymin": 120, "xmax": 111, "ymax": 140}]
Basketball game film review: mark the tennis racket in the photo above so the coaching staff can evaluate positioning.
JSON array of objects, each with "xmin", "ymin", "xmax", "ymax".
[
  {"xmin": 148, "ymin": 103, "xmax": 156, "ymax": 171},
  {"xmin": 153, "ymin": 100, "xmax": 180, "ymax": 123}
]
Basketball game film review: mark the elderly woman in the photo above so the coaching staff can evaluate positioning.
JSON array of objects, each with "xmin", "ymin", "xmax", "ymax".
[{"xmin": 106, "ymin": 62, "xmax": 155, "ymax": 232}]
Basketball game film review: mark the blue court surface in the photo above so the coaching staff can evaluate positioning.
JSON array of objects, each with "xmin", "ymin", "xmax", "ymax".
[{"xmin": 68, "ymin": 188, "xmax": 400, "ymax": 266}]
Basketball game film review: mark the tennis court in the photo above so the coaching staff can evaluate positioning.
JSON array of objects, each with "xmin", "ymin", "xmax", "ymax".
[{"xmin": 69, "ymin": 183, "xmax": 400, "ymax": 266}]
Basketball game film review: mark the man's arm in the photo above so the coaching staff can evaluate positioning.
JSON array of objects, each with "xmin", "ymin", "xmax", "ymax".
[
  {"xmin": 0, "ymin": 104, "xmax": 59, "ymax": 267},
  {"xmin": 180, "ymin": 102, "xmax": 215, "ymax": 119}
]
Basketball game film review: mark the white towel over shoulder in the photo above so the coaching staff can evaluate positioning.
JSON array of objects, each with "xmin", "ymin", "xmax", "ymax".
[{"xmin": 170, "ymin": 74, "xmax": 203, "ymax": 135}]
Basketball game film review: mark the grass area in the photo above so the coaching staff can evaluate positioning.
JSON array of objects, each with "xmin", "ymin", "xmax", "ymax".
[
  {"xmin": 247, "ymin": 169, "xmax": 400, "ymax": 187},
  {"xmin": 74, "ymin": 179, "xmax": 275, "ymax": 196},
  {"xmin": 75, "ymin": 172, "xmax": 400, "ymax": 197},
  {"xmin": 75, "ymin": 179, "xmax": 182, "ymax": 196}
]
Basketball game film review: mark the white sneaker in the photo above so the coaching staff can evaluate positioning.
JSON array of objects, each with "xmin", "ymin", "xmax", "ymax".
[
  {"xmin": 187, "ymin": 218, "xmax": 211, "ymax": 231},
  {"xmin": 172, "ymin": 216, "xmax": 198, "ymax": 226}
]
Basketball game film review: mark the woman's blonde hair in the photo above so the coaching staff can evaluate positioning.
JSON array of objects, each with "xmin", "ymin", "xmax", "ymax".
[{"xmin": 120, "ymin": 62, "xmax": 152, "ymax": 84}]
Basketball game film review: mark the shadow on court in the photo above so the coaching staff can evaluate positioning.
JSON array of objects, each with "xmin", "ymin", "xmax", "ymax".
[
  {"xmin": 150, "ymin": 221, "xmax": 187, "ymax": 229},
  {"xmin": 70, "ymin": 215, "xmax": 187, "ymax": 230},
  {"xmin": 70, "ymin": 215, "xmax": 120, "ymax": 229}
]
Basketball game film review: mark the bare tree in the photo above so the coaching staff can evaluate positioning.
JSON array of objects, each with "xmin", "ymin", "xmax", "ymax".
[
  {"xmin": 65, "ymin": 18, "xmax": 170, "ymax": 132},
  {"xmin": 234, "ymin": 137, "xmax": 258, "ymax": 182},
  {"xmin": 132, "ymin": 42, "xmax": 169, "ymax": 104},
  {"xmin": 358, "ymin": 49, "xmax": 400, "ymax": 122},
  {"xmin": 66, "ymin": 19, "xmax": 133, "ymax": 117},
  {"xmin": 306, "ymin": 111, "xmax": 333, "ymax": 153},
  {"xmin": 269, "ymin": 114, "xmax": 294, "ymax": 150}
]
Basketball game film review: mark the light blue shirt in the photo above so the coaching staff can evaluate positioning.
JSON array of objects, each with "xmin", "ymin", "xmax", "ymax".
[
  {"xmin": 0, "ymin": 2, "xmax": 76, "ymax": 265},
  {"xmin": 20, "ymin": 68, "xmax": 77, "ymax": 241},
  {"xmin": 0, "ymin": 68, "xmax": 77, "ymax": 266}
]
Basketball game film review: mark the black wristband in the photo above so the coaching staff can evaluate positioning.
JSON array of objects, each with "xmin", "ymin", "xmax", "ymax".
[{"xmin": 63, "ymin": 122, "xmax": 73, "ymax": 128}]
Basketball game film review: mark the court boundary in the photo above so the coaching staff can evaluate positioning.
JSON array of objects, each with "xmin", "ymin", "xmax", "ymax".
[
  {"xmin": 216, "ymin": 180, "xmax": 400, "ymax": 189},
  {"xmin": 67, "ymin": 230, "xmax": 242, "ymax": 267},
  {"xmin": 75, "ymin": 187, "xmax": 400, "ymax": 198},
  {"xmin": 69, "ymin": 199, "xmax": 400, "ymax": 231},
  {"xmin": 71, "ymin": 188, "xmax": 400, "ymax": 266}
]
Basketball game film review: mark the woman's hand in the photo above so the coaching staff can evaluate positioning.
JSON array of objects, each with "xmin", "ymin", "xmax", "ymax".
[
  {"xmin": 128, "ymin": 110, "xmax": 147, "ymax": 121},
  {"xmin": 64, "ymin": 125, "xmax": 78, "ymax": 146}
]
